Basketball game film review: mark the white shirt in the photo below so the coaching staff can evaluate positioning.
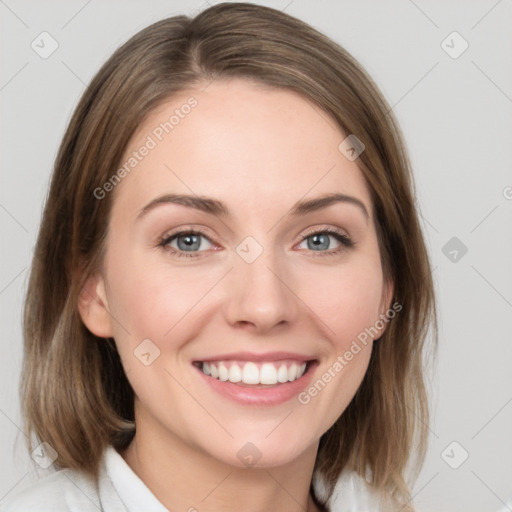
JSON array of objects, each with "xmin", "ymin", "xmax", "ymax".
[{"xmin": 0, "ymin": 446, "xmax": 384, "ymax": 511}]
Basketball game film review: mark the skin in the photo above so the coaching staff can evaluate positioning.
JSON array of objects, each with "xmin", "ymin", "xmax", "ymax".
[{"xmin": 78, "ymin": 78, "xmax": 393, "ymax": 512}]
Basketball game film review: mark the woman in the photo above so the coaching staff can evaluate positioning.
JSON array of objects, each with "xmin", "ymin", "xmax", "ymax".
[{"xmin": 3, "ymin": 3, "xmax": 436, "ymax": 511}]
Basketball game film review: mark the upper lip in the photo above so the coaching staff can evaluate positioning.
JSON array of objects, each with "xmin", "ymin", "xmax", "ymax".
[{"xmin": 193, "ymin": 351, "xmax": 315, "ymax": 363}]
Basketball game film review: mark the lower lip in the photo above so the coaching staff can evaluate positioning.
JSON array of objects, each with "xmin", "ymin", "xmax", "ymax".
[{"xmin": 194, "ymin": 362, "xmax": 318, "ymax": 406}]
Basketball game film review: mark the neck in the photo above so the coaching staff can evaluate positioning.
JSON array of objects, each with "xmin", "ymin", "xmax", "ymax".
[{"xmin": 121, "ymin": 407, "xmax": 325, "ymax": 512}]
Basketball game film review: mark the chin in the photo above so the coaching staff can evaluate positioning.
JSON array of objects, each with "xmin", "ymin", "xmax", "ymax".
[{"xmin": 205, "ymin": 433, "xmax": 317, "ymax": 470}]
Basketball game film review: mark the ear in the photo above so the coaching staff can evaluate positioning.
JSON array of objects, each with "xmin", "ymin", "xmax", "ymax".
[
  {"xmin": 380, "ymin": 276, "xmax": 394, "ymax": 313},
  {"xmin": 376, "ymin": 276, "xmax": 395, "ymax": 339},
  {"xmin": 77, "ymin": 272, "xmax": 113, "ymax": 338}
]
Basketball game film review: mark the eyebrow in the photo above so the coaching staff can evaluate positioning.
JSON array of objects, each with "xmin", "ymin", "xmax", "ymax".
[{"xmin": 137, "ymin": 192, "xmax": 369, "ymax": 221}]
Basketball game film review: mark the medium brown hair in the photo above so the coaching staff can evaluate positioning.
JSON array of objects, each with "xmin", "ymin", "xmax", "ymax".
[{"xmin": 22, "ymin": 3, "xmax": 437, "ymax": 510}]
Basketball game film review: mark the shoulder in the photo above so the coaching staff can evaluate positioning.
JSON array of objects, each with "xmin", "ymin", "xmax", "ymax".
[
  {"xmin": 1, "ymin": 445, "xmax": 165, "ymax": 512},
  {"xmin": 329, "ymin": 470, "xmax": 384, "ymax": 511},
  {"xmin": 313, "ymin": 467, "xmax": 385, "ymax": 512},
  {"xmin": 0, "ymin": 468, "xmax": 100, "ymax": 512}
]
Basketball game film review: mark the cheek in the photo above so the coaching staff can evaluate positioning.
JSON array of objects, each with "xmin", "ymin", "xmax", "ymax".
[
  {"xmin": 298, "ymin": 257, "xmax": 384, "ymax": 347},
  {"xmin": 293, "ymin": 260, "xmax": 382, "ymax": 430},
  {"xmin": 104, "ymin": 247, "xmax": 222, "ymax": 347}
]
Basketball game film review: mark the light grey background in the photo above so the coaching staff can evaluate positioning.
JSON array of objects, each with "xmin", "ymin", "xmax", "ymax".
[{"xmin": 1, "ymin": 1, "xmax": 511, "ymax": 511}]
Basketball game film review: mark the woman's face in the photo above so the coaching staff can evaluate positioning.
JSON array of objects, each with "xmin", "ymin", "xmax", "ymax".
[{"xmin": 86, "ymin": 78, "xmax": 392, "ymax": 468}]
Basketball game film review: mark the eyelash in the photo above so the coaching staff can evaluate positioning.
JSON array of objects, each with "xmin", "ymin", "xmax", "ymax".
[{"xmin": 158, "ymin": 227, "xmax": 354, "ymax": 259}]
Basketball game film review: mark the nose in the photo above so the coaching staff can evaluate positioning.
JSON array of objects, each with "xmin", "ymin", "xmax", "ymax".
[{"xmin": 222, "ymin": 248, "xmax": 299, "ymax": 334}]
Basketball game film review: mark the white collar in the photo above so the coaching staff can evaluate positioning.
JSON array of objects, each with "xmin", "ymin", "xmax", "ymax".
[{"xmin": 100, "ymin": 446, "xmax": 168, "ymax": 511}]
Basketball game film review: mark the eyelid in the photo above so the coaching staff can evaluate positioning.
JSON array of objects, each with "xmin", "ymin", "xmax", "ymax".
[
  {"xmin": 158, "ymin": 226, "xmax": 221, "ymax": 258},
  {"xmin": 158, "ymin": 223, "xmax": 354, "ymax": 259},
  {"xmin": 159, "ymin": 225, "xmax": 217, "ymax": 245},
  {"xmin": 293, "ymin": 226, "xmax": 354, "ymax": 255},
  {"xmin": 295, "ymin": 224, "xmax": 351, "ymax": 243}
]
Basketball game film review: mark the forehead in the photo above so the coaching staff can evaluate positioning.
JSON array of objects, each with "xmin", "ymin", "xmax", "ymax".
[{"xmin": 111, "ymin": 78, "xmax": 373, "ymax": 222}]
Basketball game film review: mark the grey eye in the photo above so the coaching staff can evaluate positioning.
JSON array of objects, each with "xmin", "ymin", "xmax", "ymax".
[
  {"xmin": 298, "ymin": 233, "xmax": 342, "ymax": 251},
  {"xmin": 167, "ymin": 233, "xmax": 213, "ymax": 252}
]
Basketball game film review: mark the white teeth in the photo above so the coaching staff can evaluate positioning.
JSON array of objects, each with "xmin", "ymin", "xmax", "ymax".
[
  {"xmin": 200, "ymin": 360, "xmax": 309, "ymax": 385},
  {"xmin": 260, "ymin": 363, "xmax": 278, "ymax": 385},
  {"xmin": 242, "ymin": 362, "xmax": 259, "ymax": 384},
  {"xmin": 228, "ymin": 364, "xmax": 242, "ymax": 383},
  {"xmin": 277, "ymin": 364, "xmax": 289, "ymax": 383},
  {"xmin": 218, "ymin": 362, "xmax": 229, "ymax": 381},
  {"xmin": 288, "ymin": 363, "xmax": 298, "ymax": 381}
]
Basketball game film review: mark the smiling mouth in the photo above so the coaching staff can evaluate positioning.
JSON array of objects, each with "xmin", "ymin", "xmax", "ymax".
[{"xmin": 193, "ymin": 360, "xmax": 312, "ymax": 386}]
